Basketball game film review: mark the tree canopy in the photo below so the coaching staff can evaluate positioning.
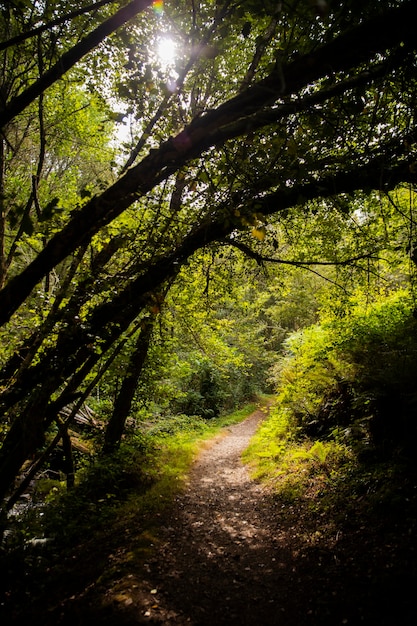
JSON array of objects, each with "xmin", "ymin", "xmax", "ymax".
[{"xmin": 0, "ymin": 0, "xmax": 417, "ymax": 505}]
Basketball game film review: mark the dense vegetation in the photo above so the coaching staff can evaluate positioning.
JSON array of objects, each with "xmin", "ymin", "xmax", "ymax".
[
  {"xmin": 0, "ymin": 6, "xmax": 417, "ymax": 608},
  {"xmin": 247, "ymin": 290, "xmax": 417, "ymax": 487}
]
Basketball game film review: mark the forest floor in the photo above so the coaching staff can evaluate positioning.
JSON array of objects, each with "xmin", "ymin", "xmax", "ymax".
[{"xmin": 1, "ymin": 404, "xmax": 416, "ymax": 625}]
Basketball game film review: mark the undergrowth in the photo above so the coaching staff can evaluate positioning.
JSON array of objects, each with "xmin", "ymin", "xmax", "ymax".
[
  {"xmin": 244, "ymin": 291, "xmax": 417, "ymax": 534},
  {"xmin": 4, "ymin": 401, "xmax": 259, "ymax": 553},
  {"xmin": 0, "ymin": 400, "xmax": 266, "ymax": 622},
  {"xmin": 243, "ymin": 404, "xmax": 354, "ymax": 504}
]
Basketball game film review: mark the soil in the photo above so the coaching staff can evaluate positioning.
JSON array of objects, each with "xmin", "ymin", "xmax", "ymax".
[{"xmin": 1, "ymin": 405, "xmax": 416, "ymax": 625}]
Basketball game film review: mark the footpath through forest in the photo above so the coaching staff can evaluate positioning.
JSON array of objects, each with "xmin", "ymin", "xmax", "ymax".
[
  {"xmin": 146, "ymin": 406, "xmax": 293, "ymax": 625},
  {"xmin": 2, "ymin": 404, "xmax": 415, "ymax": 625}
]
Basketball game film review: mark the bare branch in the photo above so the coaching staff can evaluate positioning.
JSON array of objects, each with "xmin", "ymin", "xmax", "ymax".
[
  {"xmin": 239, "ymin": 7, "xmax": 281, "ymax": 92},
  {"xmin": 226, "ymin": 239, "xmax": 381, "ymax": 269}
]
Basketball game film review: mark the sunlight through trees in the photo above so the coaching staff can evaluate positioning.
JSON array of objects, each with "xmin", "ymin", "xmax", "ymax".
[{"xmin": 0, "ymin": 0, "xmax": 416, "ymax": 509}]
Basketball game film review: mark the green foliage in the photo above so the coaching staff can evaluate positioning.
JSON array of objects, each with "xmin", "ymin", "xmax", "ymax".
[
  {"xmin": 5, "ymin": 402, "xmax": 257, "ymax": 551},
  {"xmin": 144, "ymin": 412, "xmax": 213, "ymax": 437},
  {"xmin": 268, "ymin": 289, "xmax": 417, "ymax": 456},
  {"xmin": 108, "ymin": 252, "xmax": 289, "ymax": 423},
  {"xmin": 244, "ymin": 402, "xmax": 353, "ymax": 503},
  {"xmin": 170, "ymin": 357, "xmax": 226, "ymax": 418},
  {"xmin": 1, "ymin": 0, "xmax": 417, "ymax": 507}
]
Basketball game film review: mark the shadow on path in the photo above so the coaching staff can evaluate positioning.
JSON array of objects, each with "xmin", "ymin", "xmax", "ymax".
[{"xmin": 2, "ymin": 404, "xmax": 416, "ymax": 625}]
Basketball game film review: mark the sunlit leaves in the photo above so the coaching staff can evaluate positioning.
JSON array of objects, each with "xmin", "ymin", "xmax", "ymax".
[
  {"xmin": 251, "ymin": 226, "xmax": 266, "ymax": 241},
  {"xmin": 1, "ymin": 0, "xmax": 417, "ymax": 502}
]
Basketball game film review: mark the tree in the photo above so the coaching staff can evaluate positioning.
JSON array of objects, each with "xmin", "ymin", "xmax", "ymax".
[
  {"xmin": 1, "ymin": 0, "xmax": 417, "ymax": 505},
  {"xmin": 103, "ymin": 309, "xmax": 157, "ymax": 452}
]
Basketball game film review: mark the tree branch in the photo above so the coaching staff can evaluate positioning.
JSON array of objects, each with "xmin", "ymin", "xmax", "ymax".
[
  {"xmin": 120, "ymin": 0, "xmax": 233, "ymax": 172},
  {"xmin": 0, "ymin": 3, "xmax": 416, "ymax": 325},
  {"xmin": 0, "ymin": 1, "xmax": 120, "ymax": 51},
  {"xmin": 226, "ymin": 239, "xmax": 381, "ymax": 269},
  {"xmin": 0, "ymin": 0, "xmax": 153, "ymax": 128}
]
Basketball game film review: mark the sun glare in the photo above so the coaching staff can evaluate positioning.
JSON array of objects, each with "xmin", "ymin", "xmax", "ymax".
[{"xmin": 157, "ymin": 37, "xmax": 176, "ymax": 67}]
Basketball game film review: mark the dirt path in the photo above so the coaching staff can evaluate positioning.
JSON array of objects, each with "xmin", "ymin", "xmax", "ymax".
[
  {"xmin": 3, "ymin": 405, "xmax": 415, "ymax": 625},
  {"xmin": 129, "ymin": 406, "xmax": 415, "ymax": 626},
  {"xmin": 139, "ymin": 405, "xmax": 301, "ymax": 625}
]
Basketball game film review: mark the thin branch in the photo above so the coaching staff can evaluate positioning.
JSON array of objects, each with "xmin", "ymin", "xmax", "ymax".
[
  {"xmin": 0, "ymin": 0, "xmax": 153, "ymax": 129},
  {"xmin": 6, "ymin": 193, "xmax": 35, "ymax": 269},
  {"xmin": 293, "ymin": 266, "xmax": 350, "ymax": 293},
  {"xmin": 120, "ymin": 0, "xmax": 232, "ymax": 172},
  {"xmin": 227, "ymin": 239, "xmax": 381, "ymax": 268},
  {"xmin": 0, "ymin": 0, "xmax": 119, "ymax": 51},
  {"xmin": 385, "ymin": 189, "xmax": 417, "ymax": 227},
  {"xmin": 239, "ymin": 5, "xmax": 282, "ymax": 92}
]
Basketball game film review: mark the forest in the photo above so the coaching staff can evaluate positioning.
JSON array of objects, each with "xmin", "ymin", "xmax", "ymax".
[{"xmin": 0, "ymin": 1, "xmax": 417, "ymax": 624}]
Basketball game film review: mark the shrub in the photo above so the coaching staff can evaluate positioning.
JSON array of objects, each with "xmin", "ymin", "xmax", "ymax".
[{"xmin": 270, "ymin": 290, "xmax": 417, "ymax": 457}]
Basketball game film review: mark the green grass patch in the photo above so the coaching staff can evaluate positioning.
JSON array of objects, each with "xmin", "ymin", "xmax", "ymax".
[
  {"xmin": 242, "ymin": 399, "xmax": 417, "ymax": 552},
  {"xmin": 135, "ymin": 400, "xmax": 260, "ymax": 510},
  {"xmin": 243, "ymin": 403, "xmax": 353, "ymax": 504},
  {"xmin": 1, "ymin": 401, "xmax": 262, "ymax": 603},
  {"xmin": 8, "ymin": 401, "xmax": 260, "ymax": 553}
]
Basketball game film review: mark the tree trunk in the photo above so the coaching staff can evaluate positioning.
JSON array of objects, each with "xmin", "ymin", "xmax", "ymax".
[
  {"xmin": 0, "ymin": 2, "xmax": 416, "ymax": 327},
  {"xmin": 0, "ymin": 136, "xmax": 6, "ymax": 288},
  {"xmin": 103, "ymin": 314, "xmax": 156, "ymax": 453},
  {"xmin": 0, "ymin": 156, "xmax": 415, "ymax": 504}
]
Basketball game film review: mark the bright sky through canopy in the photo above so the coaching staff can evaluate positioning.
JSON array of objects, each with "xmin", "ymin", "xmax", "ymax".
[
  {"xmin": 152, "ymin": 1, "xmax": 176, "ymax": 68},
  {"xmin": 157, "ymin": 37, "xmax": 176, "ymax": 66}
]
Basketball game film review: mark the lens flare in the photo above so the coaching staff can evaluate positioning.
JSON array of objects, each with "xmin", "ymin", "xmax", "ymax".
[{"xmin": 152, "ymin": 1, "xmax": 164, "ymax": 16}]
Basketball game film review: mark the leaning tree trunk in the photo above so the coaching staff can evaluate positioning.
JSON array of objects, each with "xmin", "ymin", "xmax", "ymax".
[
  {"xmin": 1, "ymin": 2, "xmax": 415, "ymax": 328},
  {"xmin": 103, "ymin": 313, "xmax": 156, "ymax": 453}
]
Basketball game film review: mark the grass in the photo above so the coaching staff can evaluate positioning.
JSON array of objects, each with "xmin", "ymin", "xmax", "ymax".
[
  {"xmin": 3, "ymin": 396, "xmax": 417, "ymax": 626},
  {"xmin": 5, "ymin": 401, "xmax": 260, "ymax": 551},
  {"xmin": 243, "ymin": 403, "xmax": 358, "ymax": 505},
  {"xmin": 242, "ymin": 399, "xmax": 417, "ymax": 550},
  {"xmin": 0, "ymin": 400, "xmax": 263, "ymax": 619},
  {"xmin": 123, "ymin": 401, "xmax": 261, "ymax": 516}
]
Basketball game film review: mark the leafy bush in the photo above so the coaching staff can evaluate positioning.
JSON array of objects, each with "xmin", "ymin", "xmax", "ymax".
[
  {"xmin": 270, "ymin": 290, "xmax": 417, "ymax": 457},
  {"xmin": 6, "ymin": 402, "xmax": 258, "ymax": 552},
  {"xmin": 144, "ymin": 413, "xmax": 211, "ymax": 437},
  {"xmin": 171, "ymin": 358, "xmax": 230, "ymax": 418}
]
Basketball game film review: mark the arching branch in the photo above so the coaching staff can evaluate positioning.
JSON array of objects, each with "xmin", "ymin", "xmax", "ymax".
[
  {"xmin": 0, "ymin": 4, "xmax": 416, "ymax": 327},
  {"xmin": 227, "ymin": 239, "xmax": 381, "ymax": 269},
  {"xmin": 0, "ymin": 0, "xmax": 118, "ymax": 52},
  {"xmin": 0, "ymin": 0, "xmax": 153, "ymax": 129}
]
